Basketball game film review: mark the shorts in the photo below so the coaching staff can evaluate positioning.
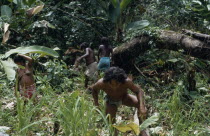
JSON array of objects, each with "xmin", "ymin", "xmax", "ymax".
[
  {"xmin": 19, "ymin": 84, "xmax": 36, "ymax": 99},
  {"xmin": 85, "ymin": 62, "xmax": 98, "ymax": 80},
  {"xmin": 98, "ymin": 57, "xmax": 110, "ymax": 71},
  {"xmin": 105, "ymin": 95, "xmax": 122, "ymax": 107}
]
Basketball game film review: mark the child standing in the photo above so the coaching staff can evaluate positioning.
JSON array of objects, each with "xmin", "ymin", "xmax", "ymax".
[{"xmin": 14, "ymin": 54, "xmax": 36, "ymax": 99}]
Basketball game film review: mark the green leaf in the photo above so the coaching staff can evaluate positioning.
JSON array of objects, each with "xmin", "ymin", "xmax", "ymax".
[
  {"xmin": 0, "ymin": 59, "xmax": 17, "ymax": 81},
  {"xmin": 192, "ymin": 0, "xmax": 202, "ymax": 5},
  {"xmin": 126, "ymin": 20, "xmax": 150, "ymax": 31},
  {"xmin": 32, "ymin": 20, "xmax": 56, "ymax": 29},
  {"xmin": 194, "ymin": 59, "xmax": 206, "ymax": 69},
  {"xmin": 22, "ymin": 0, "xmax": 36, "ymax": 6},
  {"xmin": 108, "ymin": 3, "xmax": 120, "ymax": 23},
  {"xmin": 140, "ymin": 113, "xmax": 159, "ymax": 131},
  {"xmin": 207, "ymin": 4, "xmax": 210, "ymax": 11},
  {"xmin": 113, "ymin": 122, "xmax": 140, "ymax": 135},
  {"xmin": 5, "ymin": 46, "xmax": 59, "ymax": 58},
  {"xmin": 110, "ymin": 0, "xmax": 118, "ymax": 8},
  {"xmin": 120, "ymin": 0, "xmax": 132, "ymax": 11},
  {"xmin": 17, "ymin": 0, "xmax": 23, "ymax": 8},
  {"xmin": 167, "ymin": 58, "xmax": 179, "ymax": 63},
  {"xmin": 1, "ymin": 5, "xmax": 12, "ymax": 17},
  {"xmin": 85, "ymin": 129, "xmax": 97, "ymax": 136}
]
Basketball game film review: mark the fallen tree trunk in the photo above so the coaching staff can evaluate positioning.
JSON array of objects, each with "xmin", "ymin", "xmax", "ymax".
[
  {"xmin": 113, "ymin": 30, "xmax": 210, "ymax": 69},
  {"xmin": 182, "ymin": 29, "xmax": 210, "ymax": 43}
]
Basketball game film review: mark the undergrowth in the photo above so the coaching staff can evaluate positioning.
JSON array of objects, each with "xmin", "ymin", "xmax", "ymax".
[{"xmin": 0, "ymin": 53, "xmax": 209, "ymax": 136}]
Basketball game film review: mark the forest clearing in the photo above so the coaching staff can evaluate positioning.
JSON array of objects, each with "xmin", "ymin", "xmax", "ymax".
[{"xmin": 0, "ymin": 0, "xmax": 210, "ymax": 136}]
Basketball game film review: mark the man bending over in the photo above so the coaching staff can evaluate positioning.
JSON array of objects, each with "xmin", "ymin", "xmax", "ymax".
[{"xmin": 90, "ymin": 67, "xmax": 147, "ymax": 135}]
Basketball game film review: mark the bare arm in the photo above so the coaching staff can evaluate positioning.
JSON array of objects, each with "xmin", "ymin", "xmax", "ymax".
[
  {"xmin": 18, "ymin": 54, "xmax": 33, "ymax": 67},
  {"xmin": 128, "ymin": 80, "xmax": 147, "ymax": 116},
  {"xmin": 98, "ymin": 46, "xmax": 102, "ymax": 61},
  {"xmin": 64, "ymin": 48, "xmax": 71, "ymax": 56},
  {"xmin": 74, "ymin": 48, "xmax": 89, "ymax": 67},
  {"xmin": 90, "ymin": 79, "xmax": 103, "ymax": 106},
  {"xmin": 110, "ymin": 47, "xmax": 113, "ymax": 64}
]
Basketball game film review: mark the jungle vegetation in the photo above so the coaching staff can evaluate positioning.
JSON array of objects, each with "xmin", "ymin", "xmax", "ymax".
[{"xmin": 0, "ymin": 0, "xmax": 210, "ymax": 136}]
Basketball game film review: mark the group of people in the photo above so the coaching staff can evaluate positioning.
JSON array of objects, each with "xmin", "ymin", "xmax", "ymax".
[
  {"xmin": 74, "ymin": 37, "xmax": 113, "ymax": 88},
  {"xmin": 13, "ymin": 37, "xmax": 148, "ymax": 136}
]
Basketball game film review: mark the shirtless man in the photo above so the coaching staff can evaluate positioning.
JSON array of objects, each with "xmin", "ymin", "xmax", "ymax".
[
  {"xmin": 90, "ymin": 67, "xmax": 147, "ymax": 135},
  {"xmin": 14, "ymin": 54, "xmax": 36, "ymax": 99},
  {"xmin": 98, "ymin": 37, "xmax": 113, "ymax": 71},
  {"xmin": 75, "ymin": 42, "xmax": 98, "ymax": 88}
]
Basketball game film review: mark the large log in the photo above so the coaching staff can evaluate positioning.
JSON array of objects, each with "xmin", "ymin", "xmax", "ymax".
[
  {"xmin": 182, "ymin": 29, "xmax": 210, "ymax": 42},
  {"xmin": 113, "ymin": 30, "xmax": 210, "ymax": 69}
]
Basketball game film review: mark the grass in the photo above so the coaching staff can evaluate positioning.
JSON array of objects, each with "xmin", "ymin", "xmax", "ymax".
[{"xmin": 0, "ymin": 58, "xmax": 209, "ymax": 136}]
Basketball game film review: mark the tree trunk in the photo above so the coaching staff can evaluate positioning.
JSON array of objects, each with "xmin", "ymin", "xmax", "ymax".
[
  {"xmin": 182, "ymin": 29, "xmax": 210, "ymax": 44},
  {"xmin": 113, "ymin": 30, "xmax": 210, "ymax": 69}
]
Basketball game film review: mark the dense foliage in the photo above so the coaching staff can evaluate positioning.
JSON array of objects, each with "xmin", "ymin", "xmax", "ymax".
[{"xmin": 0, "ymin": 0, "xmax": 210, "ymax": 135}]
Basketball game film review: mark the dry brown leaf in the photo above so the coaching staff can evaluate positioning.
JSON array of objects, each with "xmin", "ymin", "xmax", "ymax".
[
  {"xmin": 26, "ymin": 5, "xmax": 44, "ymax": 17},
  {"xmin": 26, "ymin": 8, "xmax": 34, "ymax": 17}
]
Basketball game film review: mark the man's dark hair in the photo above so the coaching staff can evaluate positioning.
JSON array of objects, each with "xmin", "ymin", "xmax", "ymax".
[
  {"xmin": 101, "ymin": 37, "xmax": 109, "ymax": 45},
  {"xmin": 80, "ymin": 42, "xmax": 89, "ymax": 50},
  {"xmin": 14, "ymin": 55, "xmax": 26, "ymax": 64},
  {"xmin": 103, "ymin": 67, "xmax": 127, "ymax": 83}
]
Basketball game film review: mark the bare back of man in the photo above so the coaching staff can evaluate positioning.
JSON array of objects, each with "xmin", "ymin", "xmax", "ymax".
[
  {"xmin": 98, "ymin": 45, "xmax": 113, "ymax": 58},
  {"xmin": 85, "ymin": 48, "xmax": 96, "ymax": 66},
  {"xmin": 75, "ymin": 43, "xmax": 98, "ymax": 88}
]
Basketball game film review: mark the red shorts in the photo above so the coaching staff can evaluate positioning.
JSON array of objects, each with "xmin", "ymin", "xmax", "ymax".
[{"xmin": 20, "ymin": 84, "xmax": 36, "ymax": 99}]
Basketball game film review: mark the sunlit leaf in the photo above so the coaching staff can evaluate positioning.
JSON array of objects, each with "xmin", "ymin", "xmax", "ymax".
[
  {"xmin": 2, "ymin": 30, "xmax": 10, "ymax": 44},
  {"xmin": 5, "ymin": 46, "xmax": 59, "ymax": 58},
  {"xmin": 0, "ymin": 126, "xmax": 10, "ymax": 136},
  {"xmin": 113, "ymin": 122, "xmax": 140, "ymax": 135},
  {"xmin": 192, "ymin": 0, "xmax": 202, "ymax": 5},
  {"xmin": 2, "ymin": 23, "xmax": 10, "ymax": 44},
  {"xmin": 7, "ymin": 0, "xmax": 18, "ymax": 4},
  {"xmin": 0, "ymin": 59, "xmax": 17, "ymax": 81},
  {"xmin": 120, "ymin": 0, "xmax": 132, "ymax": 11},
  {"xmin": 32, "ymin": 5, "xmax": 44, "ymax": 15},
  {"xmin": 140, "ymin": 113, "xmax": 159, "ymax": 130},
  {"xmin": 150, "ymin": 126, "xmax": 163, "ymax": 134},
  {"xmin": 126, "ymin": 20, "xmax": 150, "ymax": 31},
  {"xmin": 32, "ymin": 20, "xmax": 56, "ymax": 29},
  {"xmin": 3, "ymin": 23, "xmax": 10, "ymax": 33},
  {"xmin": 13, "ymin": 0, "xmax": 18, "ymax": 4},
  {"xmin": 167, "ymin": 58, "xmax": 179, "ymax": 63},
  {"xmin": 26, "ymin": 5, "xmax": 44, "ymax": 17},
  {"xmin": 207, "ymin": 5, "xmax": 210, "ymax": 11},
  {"xmin": 1, "ymin": 5, "xmax": 12, "ymax": 17},
  {"xmin": 53, "ymin": 47, "xmax": 60, "ymax": 51}
]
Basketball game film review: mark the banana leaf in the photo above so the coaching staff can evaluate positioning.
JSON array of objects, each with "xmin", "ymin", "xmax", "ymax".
[{"xmin": 5, "ymin": 46, "xmax": 59, "ymax": 58}]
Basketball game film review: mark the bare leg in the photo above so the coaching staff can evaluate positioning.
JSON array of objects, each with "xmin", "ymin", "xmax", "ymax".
[
  {"xmin": 85, "ymin": 76, "xmax": 89, "ymax": 88},
  {"xmin": 105, "ymin": 102, "xmax": 118, "ymax": 123},
  {"xmin": 122, "ymin": 94, "xmax": 148, "ymax": 136},
  {"xmin": 105, "ymin": 102, "xmax": 118, "ymax": 136},
  {"xmin": 122, "ymin": 94, "xmax": 139, "ymax": 108}
]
